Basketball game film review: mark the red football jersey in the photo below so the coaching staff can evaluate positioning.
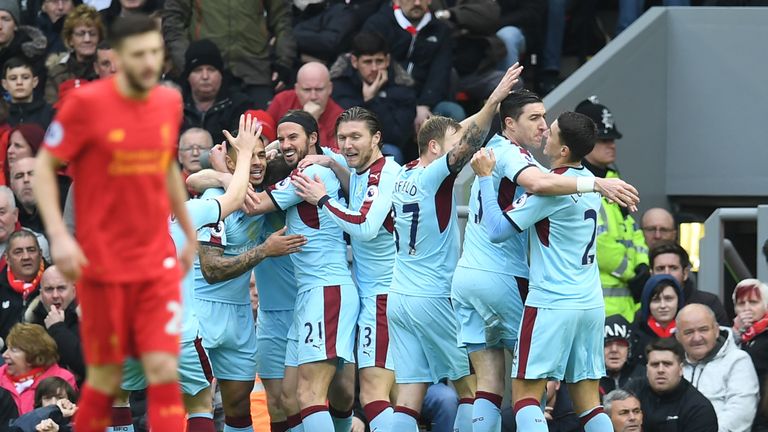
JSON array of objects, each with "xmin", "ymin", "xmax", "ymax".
[{"xmin": 43, "ymin": 77, "xmax": 183, "ymax": 282}]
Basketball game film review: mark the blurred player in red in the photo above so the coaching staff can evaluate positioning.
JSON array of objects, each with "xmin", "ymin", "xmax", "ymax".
[{"xmin": 32, "ymin": 15, "xmax": 195, "ymax": 432}]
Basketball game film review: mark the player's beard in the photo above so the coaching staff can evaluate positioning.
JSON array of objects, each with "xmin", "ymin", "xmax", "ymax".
[{"xmin": 125, "ymin": 67, "xmax": 159, "ymax": 93}]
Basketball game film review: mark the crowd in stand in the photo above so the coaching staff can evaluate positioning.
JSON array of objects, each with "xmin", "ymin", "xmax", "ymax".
[{"xmin": 0, "ymin": 0, "xmax": 765, "ymax": 431}]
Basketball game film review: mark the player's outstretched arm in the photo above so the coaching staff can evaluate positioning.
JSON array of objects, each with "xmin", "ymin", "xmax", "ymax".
[
  {"xmin": 167, "ymin": 164, "xmax": 197, "ymax": 274},
  {"xmin": 448, "ymin": 64, "xmax": 523, "ymax": 174},
  {"xmin": 198, "ymin": 227, "xmax": 307, "ymax": 284},
  {"xmin": 217, "ymin": 114, "xmax": 262, "ymax": 218},
  {"xmin": 516, "ymin": 167, "xmax": 639, "ymax": 210},
  {"xmin": 34, "ymin": 150, "xmax": 88, "ymax": 281},
  {"xmin": 470, "ymin": 148, "xmax": 518, "ymax": 242}
]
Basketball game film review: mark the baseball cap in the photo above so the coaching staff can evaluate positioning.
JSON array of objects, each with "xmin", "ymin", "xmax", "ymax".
[
  {"xmin": 575, "ymin": 96, "xmax": 623, "ymax": 140},
  {"xmin": 244, "ymin": 110, "xmax": 276, "ymax": 143},
  {"xmin": 604, "ymin": 314, "xmax": 631, "ymax": 346}
]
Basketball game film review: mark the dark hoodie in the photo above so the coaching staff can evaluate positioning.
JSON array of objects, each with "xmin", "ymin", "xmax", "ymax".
[
  {"xmin": 632, "ymin": 274, "xmax": 685, "ymax": 365},
  {"xmin": 24, "ymin": 298, "xmax": 84, "ymax": 385},
  {"xmin": 7, "ymin": 98, "xmax": 55, "ymax": 130}
]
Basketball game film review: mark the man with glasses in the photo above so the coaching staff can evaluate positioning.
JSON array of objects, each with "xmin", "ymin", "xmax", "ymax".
[
  {"xmin": 178, "ymin": 128, "xmax": 214, "ymax": 198},
  {"xmin": 641, "ymin": 208, "xmax": 678, "ymax": 250}
]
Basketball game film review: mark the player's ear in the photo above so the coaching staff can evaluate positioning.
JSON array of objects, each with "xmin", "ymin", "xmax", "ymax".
[{"xmin": 372, "ymin": 131, "xmax": 382, "ymax": 148}]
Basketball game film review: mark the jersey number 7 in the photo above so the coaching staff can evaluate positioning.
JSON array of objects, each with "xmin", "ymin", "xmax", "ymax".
[{"xmin": 393, "ymin": 203, "xmax": 420, "ymax": 256}]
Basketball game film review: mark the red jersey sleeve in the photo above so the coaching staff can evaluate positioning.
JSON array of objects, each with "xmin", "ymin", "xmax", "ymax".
[{"xmin": 43, "ymin": 92, "xmax": 89, "ymax": 162}]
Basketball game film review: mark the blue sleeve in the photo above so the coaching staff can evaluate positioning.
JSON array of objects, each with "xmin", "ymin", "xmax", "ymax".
[
  {"xmin": 266, "ymin": 174, "xmax": 303, "ymax": 211},
  {"xmin": 322, "ymin": 147, "xmax": 349, "ymax": 170},
  {"xmin": 186, "ymin": 198, "xmax": 222, "ymax": 230},
  {"xmin": 505, "ymin": 191, "xmax": 564, "ymax": 231},
  {"xmin": 478, "ymin": 176, "xmax": 518, "ymax": 243},
  {"xmin": 421, "ymin": 154, "xmax": 453, "ymax": 192}
]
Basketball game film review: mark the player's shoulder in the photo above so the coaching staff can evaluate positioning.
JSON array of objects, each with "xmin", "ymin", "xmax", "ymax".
[
  {"xmin": 382, "ymin": 156, "xmax": 402, "ymax": 174},
  {"xmin": 299, "ymin": 163, "xmax": 334, "ymax": 177},
  {"xmin": 151, "ymin": 85, "xmax": 183, "ymax": 106},
  {"xmin": 199, "ymin": 187, "xmax": 225, "ymax": 200}
]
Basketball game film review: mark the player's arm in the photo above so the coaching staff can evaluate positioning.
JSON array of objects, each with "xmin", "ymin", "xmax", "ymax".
[
  {"xmin": 447, "ymin": 64, "xmax": 522, "ymax": 174},
  {"xmin": 33, "ymin": 150, "xmax": 88, "ymax": 281},
  {"xmin": 470, "ymin": 149, "xmax": 517, "ymax": 242},
  {"xmin": 297, "ymin": 152, "xmax": 351, "ymax": 196},
  {"xmin": 198, "ymin": 227, "xmax": 306, "ymax": 284},
  {"xmin": 215, "ymin": 114, "xmax": 262, "ymax": 218}
]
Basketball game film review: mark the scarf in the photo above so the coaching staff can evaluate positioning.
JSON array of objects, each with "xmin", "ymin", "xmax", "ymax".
[
  {"xmin": 7, "ymin": 261, "xmax": 44, "ymax": 301},
  {"xmin": 4, "ymin": 366, "xmax": 45, "ymax": 394},
  {"xmin": 648, "ymin": 316, "xmax": 676, "ymax": 338},
  {"xmin": 737, "ymin": 313, "xmax": 768, "ymax": 344},
  {"xmin": 393, "ymin": 5, "xmax": 432, "ymax": 35}
]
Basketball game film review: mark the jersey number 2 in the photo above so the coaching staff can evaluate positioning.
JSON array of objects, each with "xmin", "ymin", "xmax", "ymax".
[
  {"xmin": 582, "ymin": 209, "xmax": 597, "ymax": 265},
  {"xmin": 393, "ymin": 203, "xmax": 420, "ymax": 255}
]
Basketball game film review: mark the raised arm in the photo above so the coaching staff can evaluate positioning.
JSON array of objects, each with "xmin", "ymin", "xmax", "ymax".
[{"xmin": 216, "ymin": 114, "xmax": 262, "ymax": 218}]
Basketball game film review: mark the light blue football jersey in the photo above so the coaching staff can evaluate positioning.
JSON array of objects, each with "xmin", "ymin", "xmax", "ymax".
[
  {"xmin": 194, "ymin": 188, "xmax": 264, "ymax": 305},
  {"xmin": 505, "ymin": 166, "xmax": 603, "ymax": 310},
  {"xmin": 254, "ymin": 210, "xmax": 297, "ymax": 311},
  {"xmin": 170, "ymin": 198, "xmax": 221, "ymax": 342},
  {"xmin": 390, "ymin": 155, "xmax": 460, "ymax": 297},
  {"xmin": 321, "ymin": 156, "xmax": 400, "ymax": 297},
  {"xmin": 266, "ymin": 164, "xmax": 354, "ymax": 291},
  {"xmin": 458, "ymin": 134, "xmax": 541, "ymax": 277}
]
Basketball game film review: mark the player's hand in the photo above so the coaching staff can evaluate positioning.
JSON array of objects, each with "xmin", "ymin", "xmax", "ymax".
[
  {"xmin": 223, "ymin": 113, "xmax": 263, "ymax": 156},
  {"xmin": 44, "ymin": 305, "xmax": 66, "ymax": 329},
  {"xmin": 362, "ymin": 69, "xmax": 388, "ymax": 102},
  {"xmin": 292, "ymin": 173, "xmax": 328, "ymax": 206},
  {"xmin": 50, "ymin": 232, "xmax": 88, "ymax": 282},
  {"xmin": 35, "ymin": 419, "xmax": 59, "ymax": 432},
  {"xmin": 178, "ymin": 239, "xmax": 197, "ymax": 275},
  {"xmin": 241, "ymin": 185, "xmax": 262, "ymax": 214},
  {"xmin": 487, "ymin": 63, "xmax": 523, "ymax": 107},
  {"xmin": 56, "ymin": 399, "xmax": 77, "ymax": 418},
  {"xmin": 303, "ymin": 101, "xmax": 323, "ymax": 120},
  {"xmin": 414, "ymin": 105, "xmax": 431, "ymax": 134},
  {"xmin": 594, "ymin": 178, "xmax": 640, "ymax": 212},
  {"xmin": 297, "ymin": 155, "xmax": 332, "ymax": 170},
  {"xmin": 470, "ymin": 148, "xmax": 496, "ymax": 177},
  {"xmin": 262, "ymin": 227, "xmax": 307, "ymax": 257},
  {"xmin": 209, "ymin": 143, "xmax": 229, "ymax": 173},
  {"xmin": 351, "ymin": 416, "xmax": 365, "ymax": 432}
]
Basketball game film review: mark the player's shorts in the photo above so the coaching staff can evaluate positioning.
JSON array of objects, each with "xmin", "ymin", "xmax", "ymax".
[
  {"xmin": 452, "ymin": 266, "xmax": 527, "ymax": 352},
  {"xmin": 387, "ymin": 292, "xmax": 470, "ymax": 384},
  {"xmin": 195, "ymin": 298, "xmax": 258, "ymax": 381},
  {"xmin": 284, "ymin": 333, "xmax": 299, "ymax": 368},
  {"xmin": 512, "ymin": 306, "xmax": 606, "ymax": 383},
  {"xmin": 78, "ymin": 270, "xmax": 181, "ymax": 365},
  {"xmin": 255, "ymin": 309, "xmax": 293, "ymax": 379},
  {"xmin": 356, "ymin": 294, "xmax": 393, "ymax": 370},
  {"xmin": 120, "ymin": 338, "xmax": 212, "ymax": 395},
  {"xmin": 294, "ymin": 284, "xmax": 359, "ymax": 365}
]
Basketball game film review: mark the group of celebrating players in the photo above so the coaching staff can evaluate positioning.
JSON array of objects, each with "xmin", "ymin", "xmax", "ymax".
[{"xmin": 30, "ymin": 12, "xmax": 641, "ymax": 432}]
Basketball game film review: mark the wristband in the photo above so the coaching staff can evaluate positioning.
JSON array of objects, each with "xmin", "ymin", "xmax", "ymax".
[
  {"xmin": 577, "ymin": 177, "xmax": 595, "ymax": 193},
  {"xmin": 317, "ymin": 195, "xmax": 332, "ymax": 208}
]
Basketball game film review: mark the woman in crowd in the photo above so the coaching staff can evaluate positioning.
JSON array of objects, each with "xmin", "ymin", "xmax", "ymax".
[
  {"xmin": 9, "ymin": 377, "xmax": 78, "ymax": 432},
  {"xmin": 733, "ymin": 278, "xmax": 768, "ymax": 432},
  {"xmin": 632, "ymin": 274, "xmax": 685, "ymax": 364}
]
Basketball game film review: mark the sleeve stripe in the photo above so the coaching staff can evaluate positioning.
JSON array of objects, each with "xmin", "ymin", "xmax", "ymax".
[
  {"xmin": 199, "ymin": 240, "xmax": 224, "ymax": 248},
  {"xmin": 265, "ymin": 189, "xmax": 284, "ymax": 211},
  {"xmin": 503, "ymin": 213, "xmax": 524, "ymax": 233},
  {"xmin": 325, "ymin": 198, "xmax": 373, "ymax": 225},
  {"xmin": 512, "ymin": 164, "xmax": 536, "ymax": 184}
]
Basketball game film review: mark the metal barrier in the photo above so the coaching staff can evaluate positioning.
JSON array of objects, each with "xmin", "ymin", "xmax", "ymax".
[{"xmin": 699, "ymin": 205, "xmax": 768, "ymax": 300}]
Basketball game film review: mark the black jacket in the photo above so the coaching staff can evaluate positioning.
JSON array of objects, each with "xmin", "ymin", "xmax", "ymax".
[
  {"xmin": 497, "ymin": 0, "xmax": 546, "ymax": 55},
  {"xmin": 330, "ymin": 54, "xmax": 416, "ymax": 149},
  {"xmin": 182, "ymin": 82, "xmax": 253, "ymax": 146},
  {"xmin": 9, "ymin": 405, "xmax": 72, "ymax": 432},
  {"xmin": 0, "ymin": 267, "xmax": 40, "ymax": 349},
  {"xmin": 0, "ymin": 26, "xmax": 47, "ymax": 77},
  {"xmin": 743, "ymin": 331, "xmax": 768, "ymax": 431},
  {"xmin": 35, "ymin": 13, "xmax": 66, "ymax": 56},
  {"xmin": 683, "ymin": 279, "xmax": 729, "ymax": 326},
  {"xmin": 629, "ymin": 377, "xmax": 718, "ymax": 432},
  {"xmin": 363, "ymin": 4, "xmax": 454, "ymax": 107},
  {"xmin": 600, "ymin": 362, "xmax": 646, "ymax": 396},
  {"xmin": 0, "ymin": 387, "xmax": 18, "ymax": 432},
  {"xmin": 25, "ymin": 298, "xmax": 84, "ymax": 385},
  {"xmin": 7, "ymin": 99, "xmax": 55, "ymax": 130}
]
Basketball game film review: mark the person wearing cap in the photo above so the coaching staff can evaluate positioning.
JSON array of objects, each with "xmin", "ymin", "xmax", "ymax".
[
  {"xmin": 0, "ymin": 0, "xmax": 47, "ymax": 87},
  {"xmin": 601, "ymin": 314, "xmax": 645, "ymax": 397},
  {"xmin": 181, "ymin": 39, "xmax": 253, "ymax": 146},
  {"xmin": 576, "ymin": 96, "xmax": 649, "ymax": 324}
]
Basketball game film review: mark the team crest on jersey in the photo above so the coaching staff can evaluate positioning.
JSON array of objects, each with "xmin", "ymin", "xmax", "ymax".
[
  {"xmin": 364, "ymin": 185, "xmax": 379, "ymax": 202},
  {"xmin": 276, "ymin": 177, "xmax": 292, "ymax": 190},
  {"xmin": 44, "ymin": 121, "xmax": 64, "ymax": 147}
]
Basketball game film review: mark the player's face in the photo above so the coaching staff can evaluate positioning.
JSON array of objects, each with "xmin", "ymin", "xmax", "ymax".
[
  {"xmin": 41, "ymin": 271, "xmax": 76, "ymax": 312},
  {"xmin": 649, "ymin": 285, "xmax": 678, "ymax": 325},
  {"xmin": 603, "ymin": 339, "xmax": 629, "ymax": 373},
  {"xmin": 188, "ymin": 65, "xmax": 222, "ymax": 101},
  {"xmin": 652, "ymin": 253, "xmax": 688, "ymax": 286},
  {"xmin": 70, "ymin": 24, "xmax": 99, "ymax": 60},
  {"xmin": 509, "ymin": 103, "xmax": 547, "ymax": 149},
  {"xmin": 249, "ymin": 140, "xmax": 267, "ymax": 186},
  {"xmin": 1, "ymin": 345, "xmax": 32, "ymax": 376},
  {"xmin": 2, "ymin": 66, "xmax": 37, "ymax": 102},
  {"xmin": 676, "ymin": 313, "xmax": 718, "ymax": 362},
  {"xmin": 0, "ymin": 11, "xmax": 15, "ymax": 46},
  {"xmin": 396, "ymin": 0, "xmax": 431, "ymax": 21},
  {"xmin": 352, "ymin": 53, "xmax": 390, "ymax": 85},
  {"xmin": 277, "ymin": 122, "xmax": 312, "ymax": 168},
  {"xmin": 587, "ymin": 139, "xmax": 616, "ymax": 166},
  {"xmin": 7, "ymin": 236, "xmax": 41, "ymax": 281},
  {"xmin": 337, "ymin": 121, "xmax": 381, "ymax": 170},
  {"xmin": 542, "ymin": 120, "xmax": 567, "ymax": 163},
  {"xmin": 0, "ymin": 195, "xmax": 18, "ymax": 243},
  {"xmin": 115, "ymin": 31, "xmax": 164, "ymax": 93},
  {"xmin": 42, "ymin": 0, "xmax": 74, "ymax": 23},
  {"xmin": 7, "ymin": 131, "xmax": 33, "ymax": 165},
  {"xmin": 646, "ymin": 350, "xmax": 683, "ymax": 393},
  {"xmin": 609, "ymin": 397, "xmax": 643, "ymax": 432},
  {"xmin": 9, "ymin": 158, "xmax": 35, "ymax": 209},
  {"xmin": 95, "ymin": 48, "xmax": 118, "ymax": 79},
  {"xmin": 735, "ymin": 292, "xmax": 767, "ymax": 324}
]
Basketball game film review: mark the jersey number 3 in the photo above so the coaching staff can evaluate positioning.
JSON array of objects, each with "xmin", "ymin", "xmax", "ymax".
[{"xmin": 582, "ymin": 209, "xmax": 597, "ymax": 265}]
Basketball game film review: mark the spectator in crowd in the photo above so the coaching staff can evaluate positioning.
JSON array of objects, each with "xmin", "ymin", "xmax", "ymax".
[
  {"xmin": 650, "ymin": 242, "xmax": 729, "ymax": 326},
  {"xmin": 178, "ymin": 128, "xmax": 214, "ymax": 176},
  {"xmin": 9, "ymin": 377, "xmax": 77, "ymax": 432},
  {"xmin": 676, "ymin": 303, "xmax": 758, "ymax": 432},
  {"xmin": 0, "ymin": 386, "xmax": 17, "ymax": 429},
  {"xmin": 0, "ymin": 323, "xmax": 77, "ymax": 415},
  {"xmin": 4, "ymin": 123, "xmax": 44, "ymax": 185},
  {"xmin": 732, "ymin": 279, "xmax": 768, "ymax": 431},
  {"xmin": 420, "ymin": 381, "xmax": 459, "ymax": 432},
  {"xmin": 602, "ymin": 314, "xmax": 645, "ymax": 396},
  {"xmin": 3, "ymin": 57, "xmax": 55, "ymax": 129},
  {"xmin": 163, "ymin": 0, "xmax": 296, "ymax": 107},
  {"xmin": 0, "ymin": 2, "xmax": 47, "ymax": 82},
  {"xmin": 92, "ymin": 41, "xmax": 116, "ymax": 78},
  {"xmin": 363, "ymin": 0, "xmax": 466, "ymax": 138},
  {"xmin": 330, "ymin": 31, "xmax": 416, "ymax": 162},
  {"xmin": 629, "ymin": 337, "xmax": 718, "ymax": 432},
  {"xmin": 603, "ymin": 389, "xmax": 642, "ymax": 432},
  {"xmin": 0, "ymin": 187, "xmax": 48, "ymax": 266},
  {"xmin": 496, "ymin": 0, "xmax": 546, "ymax": 70},
  {"xmin": 44, "ymin": 5, "xmax": 103, "ymax": 104},
  {"xmin": 576, "ymin": 96, "xmax": 648, "ymax": 323},
  {"xmin": 36, "ymin": 0, "xmax": 75, "ymax": 55},
  {"xmin": 23, "ymin": 266, "xmax": 83, "ymax": 385},
  {"xmin": 0, "ymin": 231, "xmax": 45, "ymax": 346},
  {"xmin": 99, "ymin": 0, "xmax": 162, "ymax": 30},
  {"xmin": 632, "ymin": 274, "xmax": 685, "ymax": 364},
  {"xmin": 641, "ymin": 208, "xmax": 678, "ymax": 250},
  {"xmin": 268, "ymin": 62, "xmax": 343, "ymax": 150},
  {"xmin": 9, "ymin": 158, "xmax": 43, "ymax": 234},
  {"xmin": 181, "ymin": 39, "xmax": 252, "ymax": 146}
]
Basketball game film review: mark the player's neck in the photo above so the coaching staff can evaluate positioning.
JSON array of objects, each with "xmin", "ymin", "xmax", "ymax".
[
  {"xmin": 115, "ymin": 73, "xmax": 151, "ymax": 100},
  {"xmin": 502, "ymin": 130, "xmax": 524, "ymax": 148},
  {"xmin": 552, "ymin": 159, "xmax": 581, "ymax": 169},
  {"xmin": 359, "ymin": 151, "xmax": 383, "ymax": 172}
]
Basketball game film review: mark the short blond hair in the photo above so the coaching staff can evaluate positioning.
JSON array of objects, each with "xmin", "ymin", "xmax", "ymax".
[{"xmin": 62, "ymin": 5, "xmax": 105, "ymax": 50}]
